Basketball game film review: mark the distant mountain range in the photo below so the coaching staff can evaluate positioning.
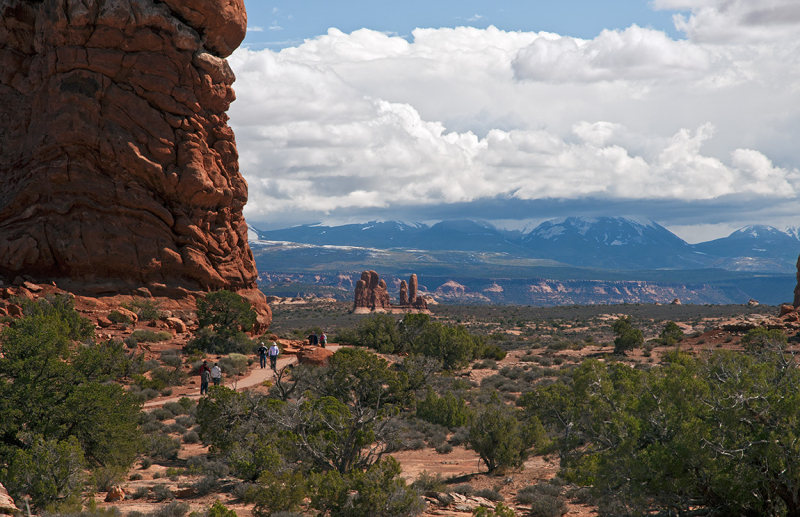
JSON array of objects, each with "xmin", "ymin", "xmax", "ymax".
[{"xmin": 250, "ymin": 217, "xmax": 800, "ymax": 273}]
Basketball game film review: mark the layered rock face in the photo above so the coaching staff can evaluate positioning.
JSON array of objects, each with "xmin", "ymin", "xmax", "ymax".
[
  {"xmin": 353, "ymin": 270, "xmax": 427, "ymax": 312},
  {"xmin": 353, "ymin": 270, "xmax": 391, "ymax": 311},
  {"xmin": 0, "ymin": 0, "xmax": 270, "ymax": 327}
]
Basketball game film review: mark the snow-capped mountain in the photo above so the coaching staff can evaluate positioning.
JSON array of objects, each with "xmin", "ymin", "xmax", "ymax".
[
  {"xmin": 247, "ymin": 217, "xmax": 800, "ymax": 272},
  {"xmin": 520, "ymin": 217, "xmax": 707, "ymax": 270},
  {"xmin": 694, "ymin": 225, "xmax": 800, "ymax": 272}
]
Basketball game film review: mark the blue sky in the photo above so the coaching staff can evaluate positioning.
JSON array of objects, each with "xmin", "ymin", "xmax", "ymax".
[
  {"xmin": 242, "ymin": 1, "xmax": 684, "ymax": 51},
  {"xmin": 229, "ymin": 0, "xmax": 800, "ymax": 243}
]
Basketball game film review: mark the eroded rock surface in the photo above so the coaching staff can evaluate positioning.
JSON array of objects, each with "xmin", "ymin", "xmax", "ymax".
[
  {"xmin": 353, "ymin": 270, "xmax": 391, "ymax": 311},
  {"xmin": 0, "ymin": 0, "xmax": 269, "ymax": 328}
]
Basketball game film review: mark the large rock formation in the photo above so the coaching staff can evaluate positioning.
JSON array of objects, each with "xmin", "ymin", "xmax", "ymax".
[
  {"xmin": 0, "ymin": 0, "xmax": 270, "ymax": 328},
  {"xmin": 794, "ymin": 254, "xmax": 800, "ymax": 308},
  {"xmin": 353, "ymin": 270, "xmax": 391, "ymax": 312},
  {"xmin": 353, "ymin": 270, "xmax": 427, "ymax": 312}
]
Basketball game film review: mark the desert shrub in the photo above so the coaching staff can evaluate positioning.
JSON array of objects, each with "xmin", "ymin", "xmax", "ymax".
[
  {"xmin": 186, "ymin": 457, "xmax": 230, "ymax": 478},
  {"xmin": 141, "ymin": 388, "xmax": 159, "ymax": 400},
  {"xmin": 251, "ymin": 470, "xmax": 307, "ymax": 517},
  {"xmin": 499, "ymin": 366, "xmax": 525, "ymax": 380},
  {"xmin": 612, "ymin": 317, "xmax": 643, "ymax": 355},
  {"xmin": 435, "ymin": 443, "xmax": 453, "ymax": 454},
  {"xmin": 150, "ymin": 408, "xmax": 173, "ymax": 421},
  {"xmin": 207, "ymin": 501, "xmax": 237, "ymax": 517},
  {"xmin": 547, "ymin": 341, "xmax": 570, "ymax": 351},
  {"xmin": 516, "ymin": 483, "xmax": 562, "ymax": 504},
  {"xmin": 660, "ymin": 321, "xmax": 684, "ymax": 345},
  {"xmin": 479, "ymin": 344, "xmax": 507, "ymax": 360},
  {"xmin": 151, "ymin": 484, "xmax": 174, "ymax": 502},
  {"xmin": 411, "ymin": 471, "xmax": 446, "ymax": 493},
  {"xmin": 528, "ymin": 496, "xmax": 567, "ymax": 517},
  {"xmin": 309, "ymin": 457, "xmax": 423, "ymax": 517},
  {"xmin": 4, "ymin": 436, "xmax": 86, "ymax": 509},
  {"xmin": 149, "ymin": 501, "xmax": 189, "ymax": 517},
  {"xmin": 741, "ymin": 327, "xmax": 787, "ymax": 353},
  {"xmin": 130, "ymin": 330, "xmax": 173, "ymax": 343},
  {"xmin": 147, "ymin": 434, "xmax": 181, "ymax": 460},
  {"xmin": 108, "ymin": 310, "xmax": 131, "ymax": 324},
  {"xmin": 182, "ymin": 431, "xmax": 200, "ymax": 444},
  {"xmin": 175, "ymin": 415, "xmax": 195, "ymax": 427},
  {"xmin": 474, "ymin": 359, "xmax": 497, "ymax": 370},
  {"xmin": 220, "ymin": 353, "xmax": 249, "ymax": 375},
  {"xmin": 91, "ymin": 466, "xmax": 126, "ymax": 492},
  {"xmin": 193, "ymin": 476, "xmax": 219, "ymax": 496},
  {"xmin": 185, "ymin": 327, "xmax": 255, "ymax": 355},
  {"xmin": 122, "ymin": 299, "xmax": 163, "ymax": 322},
  {"xmin": 451, "ymin": 483, "xmax": 474, "ymax": 496},
  {"xmin": 140, "ymin": 458, "xmax": 153, "ymax": 469},
  {"xmin": 467, "ymin": 397, "xmax": 542, "ymax": 474},
  {"xmin": 448, "ymin": 426, "xmax": 470, "ymax": 446},
  {"xmin": 417, "ymin": 388, "xmax": 473, "ymax": 429},
  {"xmin": 177, "ymin": 397, "xmax": 197, "ymax": 413},
  {"xmin": 131, "ymin": 487, "xmax": 150, "ymax": 500},
  {"xmin": 160, "ymin": 388, "xmax": 173, "ymax": 397},
  {"xmin": 167, "ymin": 423, "xmax": 187, "ymax": 434},
  {"xmin": 163, "ymin": 402, "xmax": 185, "ymax": 416},
  {"xmin": 475, "ymin": 488, "xmax": 503, "ymax": 501}
]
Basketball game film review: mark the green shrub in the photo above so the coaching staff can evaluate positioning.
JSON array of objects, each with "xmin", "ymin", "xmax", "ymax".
[
  {"xmin": 309, "ymin": 457, "xmax": 423, "ymax": 517},
  {"xmin": 741, "ymin": 327, "xmax": 787, "ymax": 353},
  {"xmin": 467, "ymin": 397, "xmax": 542, "ymax": 474},
  {"xmin": 251, "ymin": 470, "xmax": 307, "ymax": 517},
  {"xmin": 130, "ymin": 330, "xmax": 172, "ymax": 343},
  {"xmin": 410, "ymin": 471, "xmax": 446, "ymax": 493},
  {"xmin": 660, "ymin": 321, "xmax": 684, "ymax": 345},
  {"xmin": 147, "ymin": 434, "xmax": 181, "ymax": 460},
  {"xmin": 207, "ymin": 500, "xmax": 237, "ymax": 517},
  {"xmin": 122, "ymin": 299, "xmax": 163, "ymax": 322},
  {"xmin": 4, "ymin": 436, "xmax": 86, "ymax": 509},
  {"xmin": 108, "ymin": 310, "xmax": 131, "ymax": 324},
  {"xmin": 417, "ymin": 388, "xmax": 473, "ymax": 429},
  {"xmin": 151, "ymin": 484, "xmax": 174, "ymax": 502},
  {"xmin": 612, "ymin": 317, "xmax": 643, "ymax": 355},
  {"xmin": 474, "ymin": 488, "xmax": 503, "ymax": 501},
  {"xmin": 472, "ymin": 503, "xmax": 515, "ymax": 517},
  {"xmin": 163, "ymin": 402, "xmax": 185, "ymax": 415},
  {"xmin": 197, "ymin": 290, "xmax": 257, "ymax": 336}
]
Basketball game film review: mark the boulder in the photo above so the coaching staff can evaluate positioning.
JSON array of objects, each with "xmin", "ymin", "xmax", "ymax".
[
  {"xmin": 6, "ymin": 305, "xmax": 22, "ymax": 318},
  {"xmin": 166, "ymin": 317, "xmax": 187, "ymax": 333},
  {"xmin": 104, "ymin": 486, "xmax": 125, "ymax": 503},
  {"xmin": 115, "ymin": 308, "xmax": 139, "ymax": 324},
  {"xmin": 0, "ymin": 483, "xmax": 20, "ymax": 516},
  {"xmin": 97, "ymin": 316, "xmax": 113, "ymax": 328},
  {"xmin": 0, "ymin": 0, "xmax": 270, "ymax": 331},
  {"xmin": 671, "ymin": 298, "xmax": 682, "ymax": 305},
  {"xmin": 297, "ymin": 347, "xmax": 334, "ymax": 366}
]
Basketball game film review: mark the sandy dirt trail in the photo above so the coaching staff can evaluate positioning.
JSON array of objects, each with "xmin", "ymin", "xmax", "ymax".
[{"xmin": 144, "ymin": 345, "xmax": 341, "ymax": 408}]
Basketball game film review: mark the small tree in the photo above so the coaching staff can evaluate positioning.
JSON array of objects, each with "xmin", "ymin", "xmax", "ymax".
[
  {"xmin": 467, "ymin": 396, "xmax": 541, "ymax": 474},
  {"xmin": 659, "ymin": 321, "xmax": 684, "ymax": 346},
  {"xmin": 197, "ymin": 290, "xmax": 257, "ymax": 337},
  {"xmin": 612, "ymin": 317, "xmax": 643, "ymax": 355},
  {"xmin": 741, "ymin": 327, "xmax": 787, "ymax": 353}
]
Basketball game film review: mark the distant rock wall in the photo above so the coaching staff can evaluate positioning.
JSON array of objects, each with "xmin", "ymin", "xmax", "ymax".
[{"xmin": 0, "ymin": 0, "xmax": 269, "ymax": 327}]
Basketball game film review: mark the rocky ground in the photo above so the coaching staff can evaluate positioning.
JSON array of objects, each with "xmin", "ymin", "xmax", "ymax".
[{"xmin": 2, "ymin": 279, "xmax": 799, "ymax": 517}]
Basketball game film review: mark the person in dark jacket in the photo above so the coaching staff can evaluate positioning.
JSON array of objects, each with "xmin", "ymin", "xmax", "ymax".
[{"xmin": 199, "ymin": 360, "xmax": 211, "ymax": 395}]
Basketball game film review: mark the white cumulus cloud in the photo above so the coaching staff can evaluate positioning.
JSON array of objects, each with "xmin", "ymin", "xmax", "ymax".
[{"xmin": 229, "ymin": 9, "xmax": 800, "ymax": 235}]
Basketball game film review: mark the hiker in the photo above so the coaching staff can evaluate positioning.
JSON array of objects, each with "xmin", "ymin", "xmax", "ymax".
[
  {"xmin": 268, "ymin": 341, "xmax": 280, "ymax": 369},
  {"xmin": 308, "ymin": 331, "xmax": 318, "ymax": 346},
  {"xmin": 211, "ymin": 363, "xmax": 222, "ymax": 386},
  {"xmin": 258, "ymin": 341, "xmax": 268, "ymax": 369},
  {"xmin": 199, "ymin": 360, "xmax": 211, "ymax": 395},
  {"xmin": 319, "ymin": 332, "xmax": 327, "ymax": 348}
]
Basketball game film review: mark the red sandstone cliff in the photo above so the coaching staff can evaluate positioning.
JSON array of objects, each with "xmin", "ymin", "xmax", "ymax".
[{"xmin": 0, "ymin": 0, "xmax": 269, "ymax": 328}]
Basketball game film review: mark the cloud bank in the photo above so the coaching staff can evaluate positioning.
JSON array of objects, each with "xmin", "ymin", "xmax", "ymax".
[{"xmin": 229, "ymin": 0, "xmax": 800, "ymax": 240}]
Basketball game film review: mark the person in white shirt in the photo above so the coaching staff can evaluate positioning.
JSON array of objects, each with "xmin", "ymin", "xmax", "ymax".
[
  {"xmin": 211, "ymin": 363, "xmax": 222, "ymax": 386},
  {"xmin": 268, "ymin": 342, "xmax": 280, "ymax": 369}
]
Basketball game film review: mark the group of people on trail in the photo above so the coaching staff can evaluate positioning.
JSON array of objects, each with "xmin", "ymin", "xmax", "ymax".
[
  {"xmin": 308, "ymin": 331, "xmax": 327, "ymax": 348},
  {"xmin": 258, "ymin": 340, "xmax": 281, "ymax": 369},
  {"xmin": 198, "ymin": 360, "xmax": 222, "ymax": 395},
  {"xmin": 199, "ymin": 332, "xmax": 328, "ymax": 394}
]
